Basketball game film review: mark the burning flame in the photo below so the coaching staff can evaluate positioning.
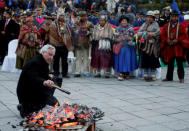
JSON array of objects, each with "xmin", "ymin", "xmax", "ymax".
[
  {"xmin": 24, "ymin": 103, "xmax": 103, "ymax": 130},
  {"xmin": 61, "ymin": 122, "xmax": 78, "ymax": 127}
]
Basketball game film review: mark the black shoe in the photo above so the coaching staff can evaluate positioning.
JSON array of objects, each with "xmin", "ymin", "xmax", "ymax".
[
  {"xmin": 105, "ymin": 75, "xmax": 110, "ymax": 78},
  {"xmin": 180, "ymin": 79, "xmax": 184, "ymax": 83},
  {"xmin": 144, "ymin": 77, "xmax": 152, "ymax": 82},
  {"xmin": 162, "ymin": 78, "xmax": 173, "ymax": 82},
  {"xmin": 17, "ymin": 104, "xmax": 22, "ymax": 111},
  {"xmin": 94, "ymin": 74, "xmax": 101, "ymax": 78},
  {"xmin": 17, "ymin": 104, "xmax": 25, "ymax": 118},
  {"xmin": 63, "ymin": 75, "xmax": 70, "ymax": 78},
  {"xmin": 74, "ymin": 74, "xmax": 81, "ymax": 77}
]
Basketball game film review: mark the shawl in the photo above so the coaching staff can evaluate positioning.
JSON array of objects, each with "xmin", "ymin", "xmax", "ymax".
[
  {"xmin": 114, "ymin": 25, "xmax": 135, "ymax": 46},
  {"xmin": 18, "ymin": 25, "xmax": 40, "ymax": 47},
  {"xmin": 138, "ymin": 21, "xmax": 160, "ymax": 57},
  {"xmin": 49, "ymin": 21, "xmax": 74, "ymax": 51},
  {"xmin": 92, "ymin": 22, "xmax": 113, "ymax": 41}
]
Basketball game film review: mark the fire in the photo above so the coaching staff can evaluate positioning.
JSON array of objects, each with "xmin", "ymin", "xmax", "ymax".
[
  {"xmin": 61, "ymin": 122, "xmax": 78, "ymax": 127},
  {"xmin": 23, "ymin": 103, "xmax": 104, "ymax": 130}
]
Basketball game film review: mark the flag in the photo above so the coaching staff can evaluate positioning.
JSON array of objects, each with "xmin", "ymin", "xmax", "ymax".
[
  {"xmin": 110, "ymin": 24, "xmax": 141, "ymax": 34},
  {"xmin": 70, "ymin": 11, "xmax": 75, "ymax": 26},
  {"xmin": 53, "ymin": 0, "xmax": 57, "ymax": 12},
  {"xmin": 27, "ymin": 1, "xmax": 32, "ymax": 9},
  {"xmin": 69, "ymin": 15, "xmax": 72, "ymax": 27},
  {"xmin": 75, "ymin": 0, "xmax": 79, "ymax": 4},
  {"xmin": 110, "ymin": 24, "xmax": 117, "ymax": 32},
  {"xmin": 91, "ymin": 4, "xmax": 93, "ymax": 11},
  {"xmin": 172, "ymin": 0, "xmax": 184, "ymax": 22},
  {"xmin": 42, "ymin": 0, "xmax": 47, "ymax": 11},
  {"xmin": 8, "ymin": 0, "xmax": 12, "ymax": 7}
]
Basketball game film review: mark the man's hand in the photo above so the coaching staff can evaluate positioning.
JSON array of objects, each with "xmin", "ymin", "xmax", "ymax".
[
  {"xmin": 118, "ymin": 7, "xmax": 122, "ymax": 12},
  {"xmin": 43, "ymin": 80, "xmax": 54, "ymax": 88},
  {"xmin": 172, "ymin": 39, "xmax": 178, "ymax": 45},
  {"xmin": 146, "ymin": 32, "xmax": 152, "ymax": 38},
  {"xmin": 1, "ymin": 31, "xmax": 5, "ymax": 35},
  {"xmin": 167, "ymin": 39, "xmax": 173, "ymax": 45},
  {"xmin": 49, "ymin": 74, "xmax": 53, "ymax": 80}
]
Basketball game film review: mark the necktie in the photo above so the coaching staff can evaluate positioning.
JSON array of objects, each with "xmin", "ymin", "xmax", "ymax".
[{"xmin": 4, "ymin": 20, "xmax": 8, "ymax": 31}]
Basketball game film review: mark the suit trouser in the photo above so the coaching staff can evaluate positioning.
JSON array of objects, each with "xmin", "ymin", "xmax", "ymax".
[
  {"xmin": 75, "ymin": 48, "xmax": 89, "ymax": 74},
  {"xmin": 166, "ymin": 57, "xmax": 184, "ymax": 80},
  {"xmin": 53, "ymin": 46, "xmax": 68, "ymax": 77},
  {"xmin": 0, "ymin": 41, "xmax": 8, "ymax": 62},
  {"xmin": 186, "ymin": 52, "xmax": 189, "ymax": 65},
  {"xmin": 19, "ymin": 96, "xmax": 59, "ymax": 117}
]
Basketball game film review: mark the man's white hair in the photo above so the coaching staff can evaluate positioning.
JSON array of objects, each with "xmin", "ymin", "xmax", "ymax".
[{"xmin": 40, "ymin": 44, "xmax": 55, "ymax": 54}]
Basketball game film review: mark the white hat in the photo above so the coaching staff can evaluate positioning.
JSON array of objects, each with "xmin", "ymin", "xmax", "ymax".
[
  {"xmin": 185, "ymin": 11, "xmax": 189, "ymax": 15},
  {"xmin": 154, "ymin": 10, "xmax": 160, "ymax": 15},
  {"xmin": 164, "ymin": 6, "xmax": 171, "ymax": 11},
  {"xmin": 184, "ymin": 15, "xmax": 189, "ymax": 20},
  {"xmin": 146, "ymin": 11, "xmax": 154, "ymax": 17}
]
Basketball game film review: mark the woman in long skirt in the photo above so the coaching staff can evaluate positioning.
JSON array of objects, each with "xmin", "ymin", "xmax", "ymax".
[{"xmin": 114, "ymin": 15, "xmax": 138, "ymax": 81}]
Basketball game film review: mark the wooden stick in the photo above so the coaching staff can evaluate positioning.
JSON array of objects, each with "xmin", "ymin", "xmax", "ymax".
[
  {"xmin": 51, "ymin": 84, "xmax": 71, "ymax": 95},
  {"xmin": 57, "ymin": 125, "xmax": 83, "ymax": 130}
]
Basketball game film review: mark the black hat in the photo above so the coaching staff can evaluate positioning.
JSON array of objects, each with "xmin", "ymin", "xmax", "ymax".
[
  {"xmin": 111, "ymin": 12, "xmax": 117, "ymax": 16},
  {"xmin": 171, "ymin": 9, "xmax": 179, "ymax": 16},
  {"xmin": 5, "ymin": 10, "xmax": 12, "ymax": 16},
  {"xmin": 119, "ymin": 15, "xmax": 129, "ymax": 23},
  {"xmin": 43, "ymin": 14, "xmax": 53, "ymax": 19},
  {"xmin": 79, "ymin": 11, "xmax": 87, "ymax": 16}
]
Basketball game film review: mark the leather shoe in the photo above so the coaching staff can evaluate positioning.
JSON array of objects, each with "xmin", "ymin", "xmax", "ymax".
[
  {"xmin": 94, "ymin": 74, "xmax": 101, "ymax": 78},
  {"xmin": 144, "ymin": 77, "xmax": 152, "ymax": 82},
  {"xmin": 162, "ymin": 78, "xmax": 173, "ymax": 82},
  {"xmin": 74, "ymin": 74, "xmax": 81, "ymax": 77},
  {"xmin": 179, "ymin": 79, "xmax": 184, "ymax": 83},
  {"xmin": 105, "ymin": 75, "xmax": 110, "ymax": 78},
  {"xmin": 17, "ymin": 104, "xmax": 25, "ymax": 118},
  {"xmin": 63, "ymin": 75, "xmax": 70, "ymax": 78}
]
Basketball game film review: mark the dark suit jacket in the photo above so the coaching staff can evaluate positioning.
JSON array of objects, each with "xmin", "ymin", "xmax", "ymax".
[
  {"xmin": 0, "ymin": 19, "xmax": 20, "ymax": 50},
  {"xmin": 17, "ymin": 54, "xmax": 55, "ymax": 104},
  {"xmin": 4, "ymin": 19, "xmax": 20, "ymax": 42}
]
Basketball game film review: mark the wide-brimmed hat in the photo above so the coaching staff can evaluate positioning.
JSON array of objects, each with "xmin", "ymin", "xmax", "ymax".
[
  {"xmin": 26, "ymin": 16, "xmax": 34, "ymax": 22},
  {"xmin": 43, "ymin": 15, "xmax": 53, "ymax": 19},
  {"xmin": 171, "ymin": 9, "xmax": 179, "ymax": 16},
  {"xmin": 79, "ymin": 11, "xmax": 87, "ymax": 16},
  {"xmin": 35, "ymin": 7, "xmax": 42, "ymax": 11},
  {"xmin": 164, "ymin": 6, "xmax": 171, "ymax": 11},
  {"xmin": 119, "ymin": 15, "xmax": 129, "ymax": 23},
  {"xmin": 51, "ymin": 12, "xmax": 57, "ymax": 16},
  {"xmin": 146, "ymin": 11, "xmax": 155, "ymax": 17},
  {"xmin": 154, "ymin": 10, "xmax": 160, "ymax": 15}
]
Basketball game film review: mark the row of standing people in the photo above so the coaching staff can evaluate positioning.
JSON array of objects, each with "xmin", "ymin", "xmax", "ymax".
[
  {"xmin": 2, "ymin": 7, "xmax": 188, "ymax": 83},
  {"xmin": 72, "ymin": 9, "xmax": 189, "ymax": 83}
]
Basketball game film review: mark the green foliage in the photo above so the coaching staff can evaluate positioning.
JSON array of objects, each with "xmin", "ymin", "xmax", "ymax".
[
  {"xmin": 137, "ymin": 3, "xmax": 171, "ymax": 11},
  {"xmin": 137, "ymin": 2, "xmax": 189, "ymax": 11}
]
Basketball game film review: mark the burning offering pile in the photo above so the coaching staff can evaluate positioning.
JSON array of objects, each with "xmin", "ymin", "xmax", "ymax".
[{"xmin": 22, "ymin": 103, "xmax": 104, "ymax": 130}]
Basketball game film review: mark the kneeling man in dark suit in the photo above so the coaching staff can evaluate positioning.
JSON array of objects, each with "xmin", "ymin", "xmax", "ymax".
[{"xmin": 17, "ymin": 44, "xmax": 59, "ymax": 118}]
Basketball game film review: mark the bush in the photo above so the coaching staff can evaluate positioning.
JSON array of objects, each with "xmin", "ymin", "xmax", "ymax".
[
  {"xmin": 137, "ymin": 3, "xmax": 171, "ymax": 11},
  {"xmin": 137, "ymin": 2, "xmax": 189, "ymax": 12}
]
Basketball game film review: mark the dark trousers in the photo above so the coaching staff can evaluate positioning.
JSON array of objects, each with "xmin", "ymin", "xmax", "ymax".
[
  {"xmin": 166, "ymin": 57, "xmax": 184, "ymax": 80},
  {"xmin": 53, "ymin": 46, "xmax": 68, "ymax": 77},
  {"xmin": 18, "ymin": 96, "xmax": 59, "ymax": 118},
  {"xmin": 186, "ymin": 52, "xmax": 189, "ymax": 65},
  {"xmin": 0, "ymin": 41, "xmax": 8, "ymax": 63}
]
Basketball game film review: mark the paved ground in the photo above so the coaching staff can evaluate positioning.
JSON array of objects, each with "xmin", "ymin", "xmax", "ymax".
[{"xmin": 0, "ymin": 67, "xmax": 189, "ymax": 131}]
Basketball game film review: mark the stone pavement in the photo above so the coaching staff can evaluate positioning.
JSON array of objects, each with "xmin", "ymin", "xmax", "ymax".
[{"xmin": 0, "ymin": 67, "xmax": 189, "ymax": 131}]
